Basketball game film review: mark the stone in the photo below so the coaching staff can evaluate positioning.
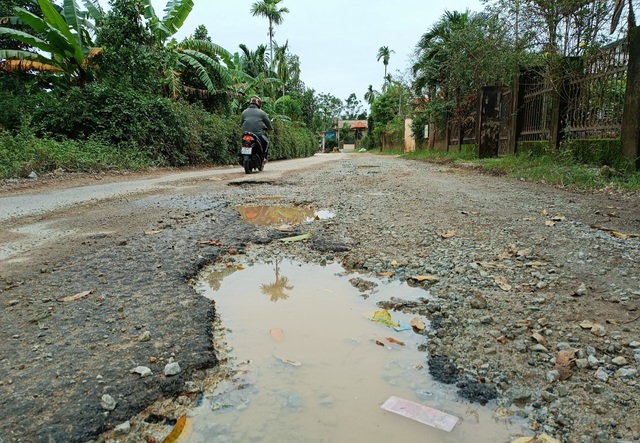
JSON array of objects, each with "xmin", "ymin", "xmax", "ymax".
[
  {"xmin": 575, "ymin": 358, "xmax": 589, "ymax": 369},
  {"xmin": 595, "ymin": 367, "xmax": 609, "ymax": 383},
  {"xmin": 164, "ymin": 362, "xmax": 181, "ymax": 376},
  {"xmin": 614, "ymin": 368, "xmax": 637, "ymax": 378},
  {"xmin": 531, "ymin": 344, "xmax": 549, "ymax": 353},
  {"xmin": 574, "ymin": 283, "xmax": 588, "ymax": 296},
  {"xmin": 131, "ymin": 366, "xmax": 153, "ymax": 377},
  {"xmin": 591, "ymin": 324, "xmax": 607, "ymax": 337},
  {"xmin": 629, "ymin": 341, "xmax": 640, "ymax": 348},
  {"xmin": 612, "ymin": 356, "xmax": 627, "ymax": 366},
  {"xmin": 101, "ymin": 394, "xmax": 117, "ymax": 411},
  {"xmin": 27, "ymin": 171, "xmax": 38, "ymax": 179},
  {"xmin": 137, "ymin": 331, "xmax": 152, "ymax": 342},
  {"xmin": 114, "ymin": 420, "xmax": 131, "ymax": 435},
  {"xmin": 546, "ymin": 370, "xmax": 560, "ymax": 383}
]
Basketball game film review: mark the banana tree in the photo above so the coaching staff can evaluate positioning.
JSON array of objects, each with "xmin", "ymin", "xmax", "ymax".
[{"xmin": 0, "ymin": 0, "xmax": 103, "ymax": 85}]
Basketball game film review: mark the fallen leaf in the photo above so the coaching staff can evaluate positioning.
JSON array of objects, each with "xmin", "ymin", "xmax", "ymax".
[
  {"xmin": 375, "ymin": 340, "xmax": 385, "ymax": 347},
  {"xmin": 517, "ymin": 248, "xmax": 532, "ymax": 257},
  {"xmin": 531, "ymin": 332, "xmax": 547, "ymax": 345},
  {"xmin": 386, "ymin": 337, "xmax": 406, "ymax": 346},
  {"xmin": 275, "ymin": 224, "xmax": 295, "ymax": 232},
  {"xmin": 556, "ymin": 348, "xmax": 576, "ymax": 380},
  {"xmin": 144, "ymin": 230, "xmax": 161, "ymax": 235},
  {"xmin": 368, "ymin": 309, "xmax": 399, "ymax": 329},
  {"xmin": 545, "ymin": 220, "xmax": 555, "ymax": 227},
  {"xmin": 408, "ymin": 275, "xmax": 439, "ymax": 283},
  {"xmin": 538, "ymin": 433, "xmax": 562, "ymax": 443},
  {"xmin": 279, "ymin": 232, "xmax": 312, "ymax": 243},
  {"xmin": 522, "ymin": 217, "xmax": 537, "ymax": 221},
  {"xmin": 236, "ymin": 265, "xmax": 245, "ymax": 270},
  {"xmin": 440, "ymin": 230, "xmax": 456, "ymax": 239},
  {"xmin": 410, "ymin": 317, "xmax": 426, "ymax": 332},
  {"xmin": 496, "ymin": 335, "xmax": 506, "ymax": 344},
  {"xmin": 57, "ymin": 290, "xmax": 91, "ymax": 302},
  {"xmin": 495, "ymin": 276, "xmax": 512, "ymax": 291},
  {"xmin": 162, "ymin": 414, "xmax": 191, "ymax": 443},
  {"xmin": 270, "ymin": 328, "xmax": 284, "ymax": 341},
  {"xmin": 541, "ymin": 209, "xmax": 549, "ymax": 216},
  {"xmin": 390, "ymin": 260, "xmax": 399, "ymax": 267},
  {"xmin": 198, "ymin": 239, "xmax": 222, "ymax": 246},
  {"xmin": 377, "ymin": 271, "xmax": 395, "ymax": 277},
  {"xmin": 610, "ymin": 231, "xmax": 631, "ymax": 239},
  {"xmin": 579, "ymin": 320, "xmax": 594, "ymax": 329}
]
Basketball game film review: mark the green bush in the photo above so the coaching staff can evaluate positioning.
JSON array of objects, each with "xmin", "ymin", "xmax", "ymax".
[
  {"xmin": 0, "ymin": 129, "xmax": 149, "ymax": 179},
  {"xmin": 270, "ymin": 119, "xmax": 317, "ymax": 159},
  {"xmin": 559, "ymin": 139, "xmax": 627, "ymax": 169}
]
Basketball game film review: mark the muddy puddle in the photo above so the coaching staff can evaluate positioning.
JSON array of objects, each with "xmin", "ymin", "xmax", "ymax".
[
  {"xmin": 189, "ymin": 258, "xmax": 525, "ymax": 442},
  {"xmin": 235, "ymin": 205, "xmax": 335, "ymax": 226}
]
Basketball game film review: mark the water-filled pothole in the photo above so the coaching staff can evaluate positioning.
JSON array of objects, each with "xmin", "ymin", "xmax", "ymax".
[
  {"xmin": 235, "ymin": 205, "xmax": 335, "ymax": 226},
  {"xmin": 189, "ymin": 258, "xmax": 523, "ymax": 442}
]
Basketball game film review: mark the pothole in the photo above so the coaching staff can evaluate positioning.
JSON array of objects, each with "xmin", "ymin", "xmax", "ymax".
[
  {"xmin": 235, "ymin": 205, "xmax": 335, "ymax": 226},
  {"xmin": 166, "ymin": 258, "xmax": 526, "ymax": 442}
]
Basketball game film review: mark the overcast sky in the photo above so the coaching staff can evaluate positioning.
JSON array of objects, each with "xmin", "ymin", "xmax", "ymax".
[{"xmin": 101, "ymin": 0, "xmax": 486, "ymax": 103}]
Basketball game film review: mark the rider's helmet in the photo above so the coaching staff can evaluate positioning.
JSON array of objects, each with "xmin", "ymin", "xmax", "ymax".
[{"xmin": 250, "ymin": 95, "xmax": 263, "ymax": 109}]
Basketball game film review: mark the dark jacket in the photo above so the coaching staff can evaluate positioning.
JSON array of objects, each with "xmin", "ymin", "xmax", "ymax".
[{"xmin": 241, "ymin": 104, "xmax": 273, "ymax": 136}]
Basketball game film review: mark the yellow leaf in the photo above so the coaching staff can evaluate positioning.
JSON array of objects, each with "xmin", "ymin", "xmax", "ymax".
[
  {"xmin": 440, "ymin": 230, "xmax": 456, "ymax": 239},
  {"xmin": 377, "ymin": 271, "xmax": 395, "ymax": 277},
  {"xmin": 408, "ymin": 275, "xmax": 439, "ymax": 283},
  {"xmin": 163, "ymin": 415, "xmax": 192, "ymax": 443},
  {"xmin": 610, "ymin": 231, "xmax": 631, "ymax": 239},
  {"xmin": 541, "ymin": 209, "xmax": 549, "ymax": 216},
  {"xmin": 145, "ymin": 230, "xmax": 162, "ymax": 235},
  {"xmin": 236, "ymin": 265, "xmax": 245, "ymax": 270},
  {"xmin": 495, "ymin": 276, "xmax": 512, "ymax": 291},
  {"xmin": 369, "ymin": 310, "xmax": 399, "ymax": 329},
  {"xmin": 57, "ymin": 290, "xmax": 91, "ymax": 302}
]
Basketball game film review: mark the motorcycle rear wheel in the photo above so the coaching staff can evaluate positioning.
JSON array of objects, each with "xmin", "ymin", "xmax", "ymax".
[{"xmin": 243, "ymin": 159, "xmax": 252, "ymax": 174}]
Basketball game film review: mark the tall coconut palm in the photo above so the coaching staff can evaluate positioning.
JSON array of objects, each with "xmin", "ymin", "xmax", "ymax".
[
  {"xmin": 250, "ymin": 0, "xmax": 289, "ymax": 63},
  {"xmin": 376, "ymin": 45, "xmax": 394, "ymax": 89}
]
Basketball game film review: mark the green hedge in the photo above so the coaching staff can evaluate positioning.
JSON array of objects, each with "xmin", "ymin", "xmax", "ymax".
[{"xmin": 0, "ymin": 84, "xmax": 317, "ymax": 178}]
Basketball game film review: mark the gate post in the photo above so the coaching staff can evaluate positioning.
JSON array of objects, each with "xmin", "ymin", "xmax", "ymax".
[
  {"xmin": 621, "ymin": 27, "xmax": 640, "ymax": 170},
  {"xmin": 476, "ymin": 86, "xmax": 501, "ymax": 158}
]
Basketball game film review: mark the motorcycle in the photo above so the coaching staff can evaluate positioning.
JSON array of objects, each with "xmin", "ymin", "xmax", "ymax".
[{"xmin": 239, "ymin": 131, "xmax": 265, "ymax": 174}]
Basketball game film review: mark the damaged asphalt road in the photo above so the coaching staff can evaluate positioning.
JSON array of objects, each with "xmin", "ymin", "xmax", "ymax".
[{"xmin": 1, "ymin": 153, "xmax": 640, "ymax": 442}]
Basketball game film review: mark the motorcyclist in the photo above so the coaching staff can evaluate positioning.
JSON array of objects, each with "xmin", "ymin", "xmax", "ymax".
[{"xmin": 241, "ymin": 95, "xmax": 273, "ymax": 161}]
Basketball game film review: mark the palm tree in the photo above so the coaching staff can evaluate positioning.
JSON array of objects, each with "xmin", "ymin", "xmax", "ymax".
[
  {"xmin": 250, "ymin": 0, "xmax": 289, "ymax": 64},
  {"xmin": 260, "ymin": 258, "xmax": 294, "ymax": 302},
  {"xmin": 364, "ymin": 84, "xmax": 378, "ymax": 107},
  {"xmin": 376, "ymin": 46, "xmax": 394, "ymax": 89}
]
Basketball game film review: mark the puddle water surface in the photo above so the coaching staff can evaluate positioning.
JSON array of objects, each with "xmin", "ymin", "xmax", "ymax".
[
  {"xmin": 192, "ymin": 259, "xmax": 522, "ymax": 442},
  {"xmin": 235, "ymin": 206, "xmax": 335, "ymax": 226}
]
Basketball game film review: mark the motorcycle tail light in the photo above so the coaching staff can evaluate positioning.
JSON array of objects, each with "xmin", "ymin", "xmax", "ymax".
[{"xmin": 243, "ymin": 135, "xmax": 252, "ymax": 142}]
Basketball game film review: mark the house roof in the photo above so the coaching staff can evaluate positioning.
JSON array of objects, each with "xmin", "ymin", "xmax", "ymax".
[{"xmin": 350, "ymin": 121, "xmax": 367, "ymax": 130}]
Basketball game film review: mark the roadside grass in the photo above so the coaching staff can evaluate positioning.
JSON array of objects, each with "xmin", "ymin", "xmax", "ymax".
[
  {"xmin": 0, "ymin": 130, "xmax": 151, "ymax": 179},
  {"xmin": 369, "ymin": 148, "xmax": 640, "ymax": 192}
]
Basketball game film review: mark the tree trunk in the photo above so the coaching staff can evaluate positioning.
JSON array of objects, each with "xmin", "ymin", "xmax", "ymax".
[{"xmin": 621, "ymin": 26, "xmax": 640, "ymax": 170}]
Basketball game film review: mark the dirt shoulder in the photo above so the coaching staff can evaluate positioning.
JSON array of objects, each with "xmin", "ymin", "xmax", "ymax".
[{"xmin": 1, "ymin": 155, "xmax": 639, "ymax": 442}]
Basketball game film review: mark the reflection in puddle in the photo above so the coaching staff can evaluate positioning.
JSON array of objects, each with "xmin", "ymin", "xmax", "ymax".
[
  {"xmin": 235, "ymin": 205, "xmax": 335, "ymax": 226},
  {"xmin": 191, "ymin": 259, "xmax": 524, "ymax": 442}
]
